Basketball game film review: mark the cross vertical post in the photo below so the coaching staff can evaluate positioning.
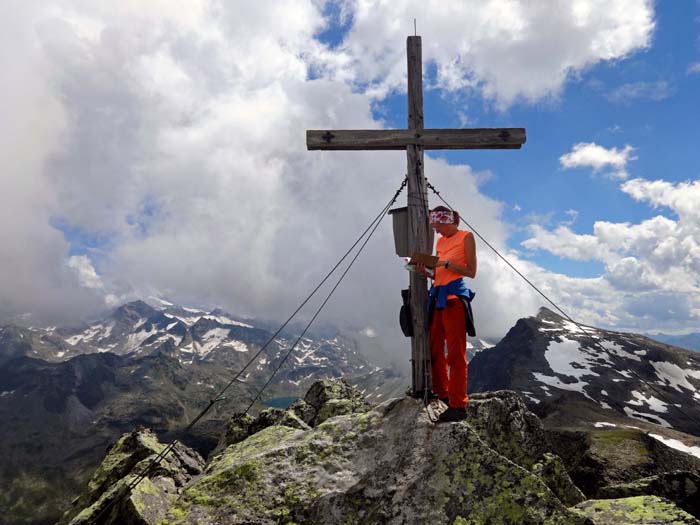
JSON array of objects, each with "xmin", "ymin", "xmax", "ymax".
[{"xmin": 406, "ymin": 36, "xmax": 431, "ymax": 396}]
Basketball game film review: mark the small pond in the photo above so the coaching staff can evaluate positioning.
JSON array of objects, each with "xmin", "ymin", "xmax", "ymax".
[{"xmin": 264, "ymin": 396, "xmax": 300, "ymax": 409}]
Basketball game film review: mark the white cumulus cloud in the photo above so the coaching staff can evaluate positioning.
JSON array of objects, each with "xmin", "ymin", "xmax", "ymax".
[
  {"xmin": 560, "ymin": 142, "xmax": 636, "ymax": 179},
  {"xmin": 338, "ymin": 0, "xmax": 654, "ymax": 107},
  {"xmin": 522, "ymin": 176, "xmax": 700, "ymax": 332},
  {"xmin": 66, "ymin": 255, "xmax": 104, "ymax": 290}
]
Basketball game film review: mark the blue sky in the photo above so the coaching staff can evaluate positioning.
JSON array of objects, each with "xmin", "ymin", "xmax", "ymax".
[
  {"xmin": 3, "ymin": 1, "xmax": 699, "ymax": 341},
  {"xmin": 316, "ymin": 1, "xmax": 699, "ymax": 280}
]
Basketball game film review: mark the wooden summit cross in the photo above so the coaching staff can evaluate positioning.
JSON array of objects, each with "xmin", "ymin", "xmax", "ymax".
[{"xmin": 307, "ymin": 36, "xmax": 526, "ymax": 396}]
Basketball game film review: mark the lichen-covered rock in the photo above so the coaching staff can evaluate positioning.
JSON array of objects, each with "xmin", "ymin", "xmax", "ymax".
[
  {"xmin": 213, "ymin": 379, "xmax": 368, "ymax": 456},
  {"xmin": 162, "ymin": 396, "xmax": 588, "ymax": 524},
  {"xmin": 304, "ymin": 378, "xmax": 364, "ymax": 410},
  {"xmin": 289, "ymin": 398, "xmax": 316, "ymax": 425},
  {"xmin": 467, "ymin": 391, "xmax": 584, "ymax": 507},
  {"xmin": 58, "ymin": 428, "xmax": 204, "ymax": 525},
  {"xmin": 533, "ymin": 453, "xmax": 586, "ymax": 506},
  {"xmin": 599, "ymin": 471, "xmax": 700, "ymax": 518},
  {"xmin": 315, "ymin": 397, "xmax": 360, "ymax": 425},
  {"xmin": 303, "ymin": 377, "xmax": 370, "ymax": 426},
  {"xmin": 213, "ymin": 412, "xmax": 256, "ymax": 450},
  {"xmin": 572, "ymin": 496, "xmax": 700, "ymax": 524},
  {"xmin": 212, "ymin": 408, "xmax": 310, "ymax": 455},
  {"xmin": 467, "ymin": 390, "xmax": 550, "ymax": 468}
]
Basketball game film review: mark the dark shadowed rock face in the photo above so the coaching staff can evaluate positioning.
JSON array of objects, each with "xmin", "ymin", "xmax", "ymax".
[{"xmin": 545, "ymin": 426, "xmax": 700, "ymax": 501}]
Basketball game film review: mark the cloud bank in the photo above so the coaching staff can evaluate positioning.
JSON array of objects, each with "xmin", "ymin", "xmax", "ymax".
[
  {"xmin": 524, "ymin": 171, "xmax": 700, "ymax": 332},
  {"xmin": 1, "ymin": 1, "xmax": 663, "ymax": 364}
]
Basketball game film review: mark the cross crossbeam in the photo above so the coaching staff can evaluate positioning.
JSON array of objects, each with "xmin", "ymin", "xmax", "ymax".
[{"xmin": 307, "ymin": 128, "xmax": 526, "ymax": 150}]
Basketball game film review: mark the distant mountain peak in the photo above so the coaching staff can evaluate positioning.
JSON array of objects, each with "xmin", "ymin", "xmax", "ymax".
[
  {"xmin": 113, "ymin": 300, "xmax": 157, "ymax": 320},
  {"xmin": 471, "ymin": 310, "xmax": 700, "ymax": 436},
  {"xmin": 536, "ymin": 306, "xmax": 562, "ymax": 320}
]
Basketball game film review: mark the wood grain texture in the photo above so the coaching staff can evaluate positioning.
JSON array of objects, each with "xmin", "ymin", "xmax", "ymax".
[
  {"xmin": 307, "ymin": 128, "xmax": 526, "ymax": 150},
  {"xmin": 407, "ymin": 36, "xmax": 424, "ymax": 131},
  {"xmin": 407, "ymin": 36, "xmax": 430, "ymax": 395}
]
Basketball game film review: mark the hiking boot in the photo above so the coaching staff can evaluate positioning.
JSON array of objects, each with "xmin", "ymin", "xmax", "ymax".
[
  {"xmin": 427, "ymin": 392, "xmax": 450, "ymax": 405},
  {"xmin": 437, "ymin": 406, "xmax": 467, "ymax": 423}
]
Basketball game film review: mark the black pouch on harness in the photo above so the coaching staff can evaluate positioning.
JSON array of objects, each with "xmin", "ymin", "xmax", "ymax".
[{"xmin": 399, "ymin": 289, "xmax": 413, "ymax": 337}]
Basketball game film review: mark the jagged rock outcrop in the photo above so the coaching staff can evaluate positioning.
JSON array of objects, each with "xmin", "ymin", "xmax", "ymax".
[
  {"xmin": 165, "ymin": 391, "xmax": 588, "ymax": 524},
  {"xmin": 64, "ymin": 380, "xmax": 699, "ymax": 524},
  {"xmin": 292, "ymin": 377, "xmax": 371, "ymax": 426},
  {"xmin": 465, "ymin": 391, "xmax": 585, "ymax": 507},
  {"xmin": 212, "ymin": 379, "xmax": 369, "ymax": 455},
  {"xmin": 58, "ymin": 428, "xmax": 204, "ymax": 525}
]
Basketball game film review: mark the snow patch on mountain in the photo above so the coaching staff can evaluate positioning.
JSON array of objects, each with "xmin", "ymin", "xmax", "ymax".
[
  {"xmin": 628, "ymin": 390, "xmax": 669, "ymax": 413},
  {"xmin": 651, "ymin": 361, "xmax": 700, "ymax": 393},
  {"xmin": 221, "ymin": 340, "xmax": 249, "ymax": 353},
  {"xmin": 126, "ymin": 326, "xmax": 159, "ymax": 352},
  {"xmin": 203, "ymin": 315, "xmax": 252, "ymax": 328},
  {"xmin": 182, "ymin": 306, "xmax": 205, "ymax": 314},
  {"xmin": 543, "ymin": 338, "xmax": 596, "ymax": 380},
  {"xmin": 163, "ymin": 313, "xmax": 203, "ymax": 326},
  {"xmin": 195, "ymin": 328, "xmax": 231, "ymax": 356},
  {"xmin": 532, "ymin": 372, "xmax": 595, "ymax": 401},
  {"xmin": 648, "ymin": 433, "xmax": 700, "ymax": 460},
  {"xmin": 599, "ymin": 340, "xmax": 643, "ymax": 362},
  {"xmin": 623, "ymin": 407, "xmax": 672, "ymax": 427},
  {"xmin": 65, "ymin": 322, "xmax": 115, "ymax": 346}
]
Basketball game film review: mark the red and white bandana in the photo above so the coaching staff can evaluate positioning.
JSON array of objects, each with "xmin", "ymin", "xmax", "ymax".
[{"xmin": 429, "ymin": 210, "xmax": 454, "ymax": 224}]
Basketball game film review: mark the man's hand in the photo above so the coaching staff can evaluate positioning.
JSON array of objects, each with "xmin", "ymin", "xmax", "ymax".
[{"xmin": 415, "ymin": 262, "xmax": 432, "ymax": 278}]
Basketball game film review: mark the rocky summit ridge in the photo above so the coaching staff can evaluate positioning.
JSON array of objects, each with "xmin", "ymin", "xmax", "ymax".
[{"xmin": 61, "ymin": 379, "xmax": 700, "ymax": 525}]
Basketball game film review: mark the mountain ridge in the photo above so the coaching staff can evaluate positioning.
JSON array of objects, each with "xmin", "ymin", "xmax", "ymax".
[
  {"xmin": 470, "ymin": 307, "xmax": 700, "ymax": 436},
  {"xmin": 0, "ymin": 300, "xmax": 405, "ymax": 525}
]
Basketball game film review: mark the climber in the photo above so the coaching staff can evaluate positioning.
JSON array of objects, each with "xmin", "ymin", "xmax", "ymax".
[{"xmin": 420, "ymin": 206, "xmax": 477, "ymax": 423}]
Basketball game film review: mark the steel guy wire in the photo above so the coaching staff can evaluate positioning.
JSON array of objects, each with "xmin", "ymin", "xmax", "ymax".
[{"xmin": 89, "ymin": 177, "xmax": 408, "ymax": 523}]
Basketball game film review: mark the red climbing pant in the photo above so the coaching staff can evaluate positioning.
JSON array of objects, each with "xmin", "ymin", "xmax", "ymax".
[{"xmin": 429, "ymin": 298, "xmax": 468, "ymax": 409}]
